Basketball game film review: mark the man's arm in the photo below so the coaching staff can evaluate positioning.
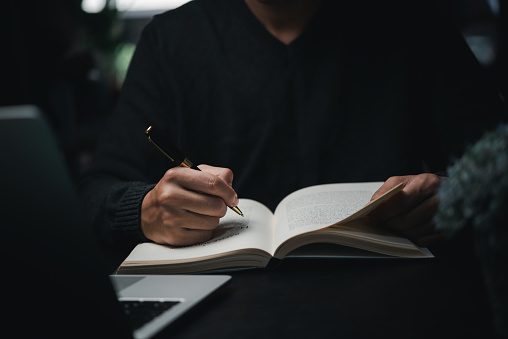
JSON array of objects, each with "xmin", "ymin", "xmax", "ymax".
[{"xmin": 78, "ymin": 17, "xmax": 238, "ymax": 253}]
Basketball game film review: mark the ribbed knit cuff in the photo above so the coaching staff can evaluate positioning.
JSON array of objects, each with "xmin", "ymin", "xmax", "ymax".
[{"xmin": 112, "ymin": 183, "xmax": 156, "ymax": 244}]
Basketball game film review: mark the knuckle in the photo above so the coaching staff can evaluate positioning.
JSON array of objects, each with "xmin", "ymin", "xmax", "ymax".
[
  {"xmin": 209, "ymin": 217, "xmax": 221, "ymax": 228},
  {"xmin": 417, "ymin": 173, "xmax": 441, "ymax": 194},
  {"xmin": 209, "ymin": 198, "xmax": 227, "ymax": 217},
  {"xmin": 411, "ymin": 175, "xmax": 426, "ymax": 190},
  {"xmin": 163, "ymin": 168, "xmax": 179, "ymax": 181},
  {"xmin": 427, "ymin": 174, "xmax": 441, "ymax": 191},
  {"xmin": 415, "ymin": 173, "xmax": 428, "ymax": 184},
  {"xmin": 218, "ymin": 203, "xmax": 228, "ymax": 217},
  {"xmin": 166, "ymin": 234, "xmax": 185, "ymax": 246},
  {"xmin": 158, "ymin": 187, "xmax": 182, "ymax": 205},
  {"xmin": 207, "ymin": 174, "xmax": 219, "ymax": 191},
  {"xmin": 386, "ymin": 176, "xmax": 402, "ymax": 185},
  {"xmin": 163, "ymin": 227, "xmax": 188, "ymax": 246},
  {"xmin": 223, "ymin": 168, "xmax": 234, "ymax": 182},
  {"xmin": 198, "ymin": 214, "xmax": 221, "ymax": 230}
]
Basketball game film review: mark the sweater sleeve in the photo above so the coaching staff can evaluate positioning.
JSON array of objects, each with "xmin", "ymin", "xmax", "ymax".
[{"xmin": 77, "ymin": 17, "xmax": 176, "ymax": 253}]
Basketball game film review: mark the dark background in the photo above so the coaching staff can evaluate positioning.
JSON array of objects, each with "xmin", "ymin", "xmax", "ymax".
[
  {"xmin": 1, "ymin": 0, "xmax": 507, "ymax": 182},
  {"xmin": 1, "ymin": 2, "xmax": 506, "ymax": 337}
]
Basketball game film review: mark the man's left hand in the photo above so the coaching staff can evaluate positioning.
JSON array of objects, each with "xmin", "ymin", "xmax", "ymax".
[{"xmin": 370, "ymin": 173, "xmax": 445, "ymax": 247}]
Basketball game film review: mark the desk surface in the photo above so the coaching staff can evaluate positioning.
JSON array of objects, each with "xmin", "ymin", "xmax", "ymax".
[{"xmin": 159, "ymin": 244, "xmax": 495, "ymax": 339}]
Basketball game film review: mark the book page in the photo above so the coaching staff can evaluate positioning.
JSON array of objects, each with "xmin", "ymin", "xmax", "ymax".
[
  {"xmin": 123, "ymin": 199, "xmax": 274, "ymax": 263},
  {"xmin": 272, "ymin": 182, "xmax": 385, "ymax": 250}
]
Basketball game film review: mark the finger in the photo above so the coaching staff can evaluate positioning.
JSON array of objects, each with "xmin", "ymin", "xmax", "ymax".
[
  {"xmin": 157, "ymin": 202, "xmax": 223, "ymax": 231},
  {"xmin": 163, "ymin": 167, "xmax": 239, "ymax": 207},
  {"xmin": 198, "ymin": 164, "xmax": 234, "ymax": 186},
  {"xmin": 181, "ymin": 210, "xmax": 221, "ymax": 231},
  {"xmin": 370, "ymin": 176, "xmax": 414, "ymax": 220},
  {"xmin": 382, "ymin": 194, "xmax": 439, "ymax": 232},
  {"xmin": 142, "ymin": 192, "xmax": 221, "ymax": 245},
  {"xmin": 371, "ymin": 176, "xmax": 413, "ymax": 202},
  {"xmin": 401, "ymin": 174, "xmax": 441, "ymax": 205},
  {"xmin": 158, "ymin": 185, "xmax": 228, "ymax": 218},
  {"xmin": 162, "ymin": 227, "xmax": 214, "ymax": 247},
  {"xmin": 372, "ymin": 174, "xmax": 441, "ymax": 221},
  {"xmin": 372, "ymin": 192, "xmax": 405, "ymax": 221}
]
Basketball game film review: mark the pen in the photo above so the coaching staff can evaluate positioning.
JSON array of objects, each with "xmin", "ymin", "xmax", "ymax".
[{"xmin": 145, "ymin": 126, "xmax": 243, "ymax": 217}]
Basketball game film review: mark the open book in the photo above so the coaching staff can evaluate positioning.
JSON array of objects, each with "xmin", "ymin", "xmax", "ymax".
[{"xmin": 117, "ymin": 182, "xmax": 433, "ymax": 275}]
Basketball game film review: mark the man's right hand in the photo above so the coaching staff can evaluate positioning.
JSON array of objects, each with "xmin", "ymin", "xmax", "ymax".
[{"xmin": 141, "ymin": 165, "xmax": 239, "ymax": 246}]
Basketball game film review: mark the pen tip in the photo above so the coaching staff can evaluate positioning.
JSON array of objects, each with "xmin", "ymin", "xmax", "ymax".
[{"xmin": 230, "ymin": 206, "xmax": 243, "ymax": 217}]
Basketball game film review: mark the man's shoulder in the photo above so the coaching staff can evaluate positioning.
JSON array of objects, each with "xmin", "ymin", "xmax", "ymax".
[
  {"xmin": 152, "ymin": 0, "xmax": 231, "ymax": 27},
  {"xmin": 142, "ymin": 0, "xmax": 241, "ymax": 54}
]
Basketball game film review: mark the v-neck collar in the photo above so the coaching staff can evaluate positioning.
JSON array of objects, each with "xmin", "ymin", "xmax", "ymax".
[{"xmin": 229, "ymin": 0, "xmax": 328, "ymax": 59}]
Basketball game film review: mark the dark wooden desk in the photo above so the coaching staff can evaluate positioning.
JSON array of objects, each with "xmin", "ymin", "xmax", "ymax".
[{"xmin": 158, "ymin": 244, "xmax": 495, "ymax": 339}]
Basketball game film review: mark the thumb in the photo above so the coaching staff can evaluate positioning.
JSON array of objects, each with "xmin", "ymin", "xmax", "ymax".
[{"xmin": 371, "ymin": 176, "xmax": 413, "ymax": 201}]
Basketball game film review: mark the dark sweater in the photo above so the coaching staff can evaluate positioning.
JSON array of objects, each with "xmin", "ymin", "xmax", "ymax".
[{"xmin": 78, "ymin": 0, "xmax": 506, "ymax": 257}]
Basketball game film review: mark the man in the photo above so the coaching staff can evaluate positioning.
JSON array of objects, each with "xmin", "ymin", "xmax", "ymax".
[{"xmin": 78, "ymin": 0, "xmax": 506, "ymax": 262}]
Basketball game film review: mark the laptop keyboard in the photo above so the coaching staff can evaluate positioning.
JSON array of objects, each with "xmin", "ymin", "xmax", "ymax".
[{"xmin": 120, "ymin": 300, "xmax": 180, "ymax": 330}]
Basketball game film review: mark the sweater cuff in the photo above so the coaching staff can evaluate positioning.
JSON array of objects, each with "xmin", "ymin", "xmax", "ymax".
[{"xmin": 112, "ymin": 183, "xmax": 156, "ymax": 244}]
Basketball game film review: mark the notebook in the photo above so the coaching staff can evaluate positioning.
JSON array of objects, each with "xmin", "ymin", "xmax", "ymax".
[{"xmin": 0, "ymin": 105, "xmax": 231, "ymax": 339}]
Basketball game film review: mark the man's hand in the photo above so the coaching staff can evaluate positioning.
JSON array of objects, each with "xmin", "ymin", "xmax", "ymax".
[
  {"xmin": 370, "ymin": 174, "xmax": 445, "ymax": 247},
  {"xmin": 141, "ymin": 165, "xmax": 239, "ymax": 246}
]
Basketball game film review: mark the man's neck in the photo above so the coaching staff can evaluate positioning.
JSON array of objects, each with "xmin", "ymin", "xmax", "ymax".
[{"xmin": 244, "ymin": 0, "xmax": 322, "ymax": 45}]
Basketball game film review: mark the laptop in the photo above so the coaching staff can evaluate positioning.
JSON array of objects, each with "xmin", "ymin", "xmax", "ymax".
[{"xmin": 0, "ymin": 105, "xmax": 231, "ymax": 339}]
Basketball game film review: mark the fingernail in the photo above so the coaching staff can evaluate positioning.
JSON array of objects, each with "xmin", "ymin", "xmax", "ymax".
[{"xmin": 233, "ymin": 194, "xmax": 239, "ymax": 206}]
